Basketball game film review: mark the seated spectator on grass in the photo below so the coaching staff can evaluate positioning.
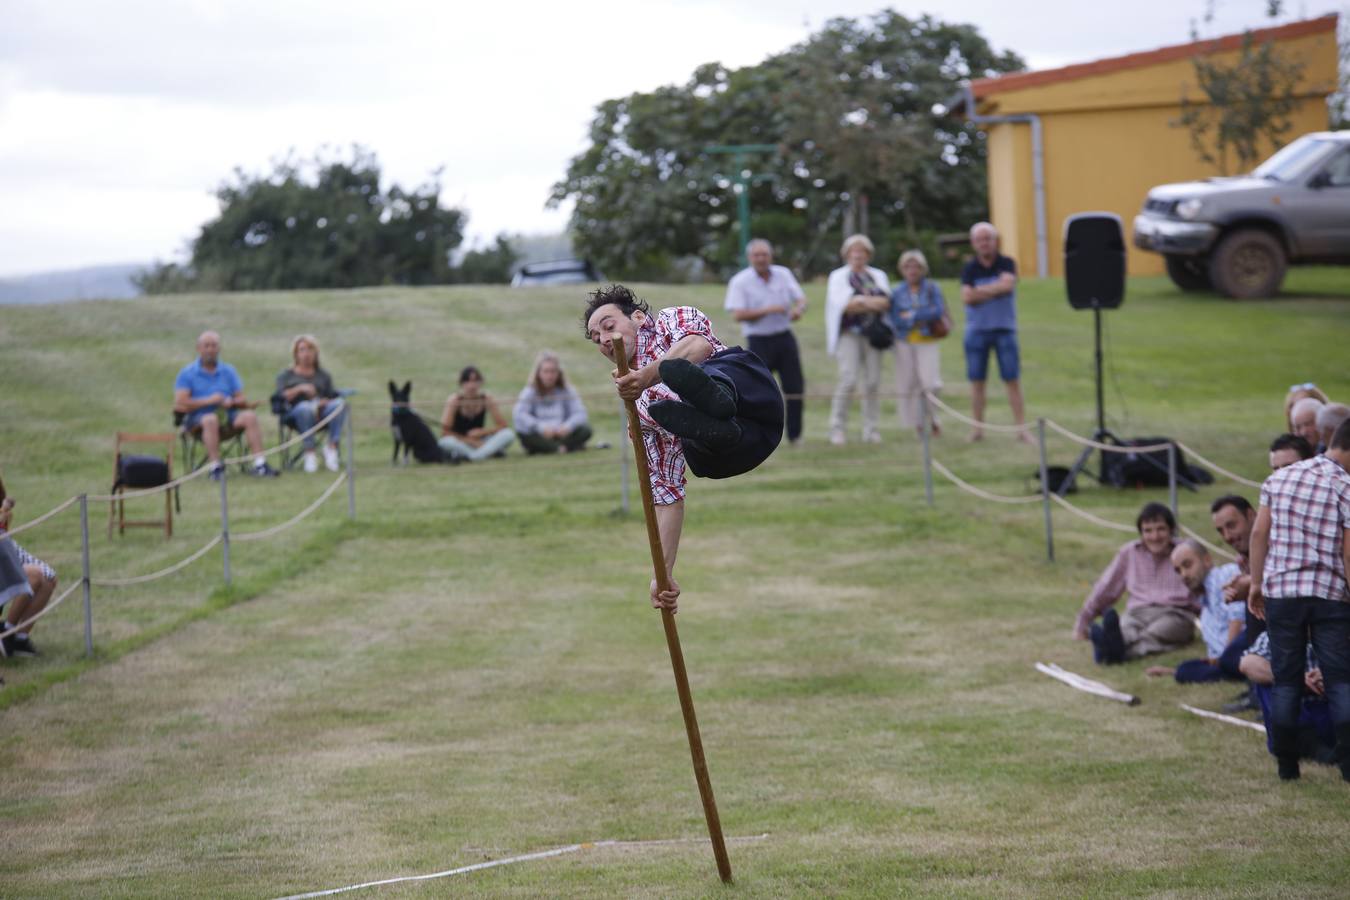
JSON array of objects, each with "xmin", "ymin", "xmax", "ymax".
[
  {"xmin": 174, "ymin": 330, "xmax": 280, "ymax": 479},
  {"xmin": 1283, "ymin": 382, "xmax": 1328, "ymax": 432},
  {"xmin": 513, "ymin": 351, "xmax": 593, "ymax": 455},
  {"xmin": 1073, "ymin": 502, "xmax": 1198, "ymax": 665},
  {"xmin": 1145, "ymin": 539, "xmax": 1243, "ymax": 683},
  {"xmin": 0, "ymin": 481, "xmax": 56, "ymax": 658},
  {"xmin": 1289, "ymin": 397, "xmax": 1325, "ymax": 450},
  {"xmin": 275, "ymin": 334, "xmax": 349, "ymax": 473},
  {"xmin": 1240, "ymin": 632, "xmax": 1335, "ymax": 765},
  {"xmin": 1269, "ymin": 433, "xmax": 1314, "ymax": 471},
  {"xmin": 1316, "ymin": 403, "xmax": 1350, "ymax": 454},
  {"xmin": 439, "ymin": 366, "xmax": 515, "ymax": 462}
]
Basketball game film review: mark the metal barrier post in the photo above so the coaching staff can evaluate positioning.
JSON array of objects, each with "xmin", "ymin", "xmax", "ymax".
[
  {"xmin": 79, "ymin": 494, "xmax": 93, "ymax": 656},
  {"xmin": 1037, "ymin": 419, "xmax": 1054, "ymax": 563},
  {"xmin": 619, "ymin": 397, "xmax": 630, "ymax": 515},
  {"xmin": 1167, "ymin": 442, "xmax": 1178, "ymax": 519},
  {"xmin": 344, "ymin": 403, "xmax": 356, "ymax": 520},
  {"xmin": 218, "ymin": 467, "xmax": 232, "ymax": 586},
  {"xmin": 920, "ymin": 393, "xmax": 934, "ymax": 506}
]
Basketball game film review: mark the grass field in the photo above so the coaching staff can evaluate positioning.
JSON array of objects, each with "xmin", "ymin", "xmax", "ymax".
[{"xmin": 2, "ymin": 269, "xmax": 1350, "ymax": 898}]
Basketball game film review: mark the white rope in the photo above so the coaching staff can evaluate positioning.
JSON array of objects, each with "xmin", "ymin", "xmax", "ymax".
[
  {"xmin": 930, "ymin": 458, "xmax": 1042, "ymax": 504},
  {"xmin": 1042, "ymin": 419, "xmax": 1172, "ymax": 453},
  {"xmin": 1180, "ymin": 703, "xmax": 1266, "ymax": 734},
  {"xmin": 1048, "ymin": 493, "xmax": 1138, "ymax": 533},
  {"xmin": 86, "ymin": 462, "xmax": 212, "ymax": 502},
  {"xmin": 1172, "ymin": 441, "xmax": 1262, "ymax": 489},
  {"xmin": 923, "ymin": 391, "xmax": 1031, "ymax": 433},
  {"xmin": 0, "ymin": 580, "xmax": 81, "ymax": 640},
  {"xmin": 223, "ymin": 400, "xmax": 345, "ymax": 465},
  {"xmin": 1035, "ymin": 662, "xmax": 1139, "ymax": 705},
  {"xmin": 1179, "ymin": 525, "xmax": 1239, "ymax": 562},
  {"xmin": 273, "ymin": 834, "xmax": 770, "ymax": 900},
  {"xmin": 90, "ymin": 535, "xmax": 223, "ymax": 587},
  {"xmin": 233, "ymin": 473, "xmax": 347, "ymax": 542},
  {"xmin": 0, "ymin": 494, "xmax": 81, "ymax": 540}
]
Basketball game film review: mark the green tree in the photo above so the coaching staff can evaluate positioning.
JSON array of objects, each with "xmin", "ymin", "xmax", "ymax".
[
  {"xmin": 549, "ymin": 11, "xmax": 1023, "ymax": 280},
  {"xmin": 138, "ymin": 147, "xmax": 464, "ymax": 293},
  {"xmin": 1174, "ymin": 2, "xmax": 1308, "ymax": 174},
  {"xmin": 452, "ymin": 234, "xmax": 519, "ymax": 284}
]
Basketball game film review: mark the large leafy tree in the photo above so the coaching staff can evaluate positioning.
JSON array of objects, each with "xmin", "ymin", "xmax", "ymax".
[
  {"xmin": 550, "ymin": 11, "xmax": 1023, "ymax": 280},
  {"xmin": 138, "ymin": 147, "xmax": 465, "ymax": 293}
]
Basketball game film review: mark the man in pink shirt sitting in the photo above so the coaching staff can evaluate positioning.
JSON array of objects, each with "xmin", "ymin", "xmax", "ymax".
[{"xmin": 1073, "ymin": 502, "xmax": 1200, "ymax": 665}]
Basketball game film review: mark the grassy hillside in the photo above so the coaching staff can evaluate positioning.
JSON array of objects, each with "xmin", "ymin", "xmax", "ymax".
[{"xmin": 1, "ymin": 270, "xmax": 1348, "ymax": 897}]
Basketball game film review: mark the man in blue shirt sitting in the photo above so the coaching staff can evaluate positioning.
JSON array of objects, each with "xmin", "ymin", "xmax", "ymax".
[
  {"xmin": 960, "ymin": 222, "xmax": 1031, "ymax": 443},
  {"xmin": 173, "ymin": 330, "xmax": 279, "ymax": 479}
]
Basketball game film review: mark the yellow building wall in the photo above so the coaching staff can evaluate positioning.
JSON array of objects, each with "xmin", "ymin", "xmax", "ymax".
[{"xmin": 980, "ymin": 24, "xmax": 1340, "ymax": 277}]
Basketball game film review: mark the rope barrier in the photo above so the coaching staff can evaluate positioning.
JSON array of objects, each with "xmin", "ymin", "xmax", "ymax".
[
  {"xmin": 1048, "ymin": 493, "xmax": 1137, "ymax": 534},
  {"xmin": 1179, "ymin": 525, "xmax": 1239, "ymax": 562},
  {"xmin": 923, "ymin": 391, "xmax": 1031, "ymax": 433},
  {"xmin": 1172, "ymin": 441, "xmax": 1263, "ymax": 489},
  {"xmin": 90, "ymin": 535, "xmax": 223, "ymax": 587},
  {"xmin": 0, "ymin": 580, "xmax": 81, "ymax": 641},
  {"xmin": 1042, "ymin": 419, "xmax": 1172, "ymax": 453},
  {"xmin": 930, "ymin": 458, "xmax": 1042, "ymax": 504},
  {"xmin": 0, "ymin": 495, "xmax": 80, "ymax": 541},
  {"xmin": 234, "ymin": 473, "xmax": 347, "ymax": 542},
  {"xmin": 273, "ymin": 833, "xmax": 771, "ymax": 900},
  {"xmin": 222, "ymin": 400, "xmax": 346, "ymax": 465}
]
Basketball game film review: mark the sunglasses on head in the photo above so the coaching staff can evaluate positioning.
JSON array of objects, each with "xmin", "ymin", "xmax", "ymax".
[{"xmin": 1289, "ymin": 382, "xmax": 1317, "ymax": 391}]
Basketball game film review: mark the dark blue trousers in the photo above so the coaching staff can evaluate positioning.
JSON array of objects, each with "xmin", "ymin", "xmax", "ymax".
[
  {"xmin": 1266, "ymin": 597, "xmax": 1350, "ymax": 733},
  {"xmin": 682, "ymin": 346, "xmax": 784, "ymax": 480}
]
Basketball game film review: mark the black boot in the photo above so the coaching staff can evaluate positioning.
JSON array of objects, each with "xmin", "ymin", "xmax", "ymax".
[
  {"xmin": 1270, "ymin": 724, "xmax": 1302, "ymax": 781},
  {"xmin": 658, "ymin": 358, "xmax": 737, "ymax": 419},
  {"xmin": 1100, "ymin": 609, "xmax": 1126, "ymax": 665},
  {"xmin": 648, "ymin": 400, "xmax": 741, "ymax": 451},
  {"xmin": 1335, "ymin": 723, "xmax": 1350, "ymax": 783}
]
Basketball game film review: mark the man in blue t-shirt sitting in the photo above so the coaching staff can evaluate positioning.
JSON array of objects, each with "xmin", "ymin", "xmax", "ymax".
[
  {"xmin": 960, "ymin": 222, "xmax": 1031, "ymax": 444},
  {"xmin": 173, "ymin": 330, "xmax": 280, "ymax": 479}
]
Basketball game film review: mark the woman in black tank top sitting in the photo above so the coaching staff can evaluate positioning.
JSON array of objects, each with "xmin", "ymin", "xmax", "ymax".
[{"xmin": 438, "ymin": 365, "xmax": 516, "ymax": 461}]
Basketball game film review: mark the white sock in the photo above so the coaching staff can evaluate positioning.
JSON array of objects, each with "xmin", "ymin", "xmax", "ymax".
[{"xmin": 254, "ymin": 456, "xmax": 267, "ymax": 469}]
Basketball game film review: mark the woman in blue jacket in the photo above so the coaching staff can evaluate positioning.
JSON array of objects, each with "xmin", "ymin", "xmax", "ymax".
[{"xmin": 889, "ymin": 250, "xmax": 948, "ymax": 437}]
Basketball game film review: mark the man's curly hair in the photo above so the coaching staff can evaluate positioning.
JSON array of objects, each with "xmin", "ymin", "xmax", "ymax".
[{"xmin": 580, "ymin": 284, "xmax": 650, "ymax": 339}]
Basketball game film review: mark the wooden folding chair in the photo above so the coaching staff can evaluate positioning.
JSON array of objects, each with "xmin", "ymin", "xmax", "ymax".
[{"xmin": 108, "ymin": 432, "xmax": 179, "ymax": 539}]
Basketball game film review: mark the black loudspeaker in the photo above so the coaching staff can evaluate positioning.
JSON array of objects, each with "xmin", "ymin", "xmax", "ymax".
[{"xmin": 1064, "ymin": 212, "xmax": 1126, "ymax": 310}]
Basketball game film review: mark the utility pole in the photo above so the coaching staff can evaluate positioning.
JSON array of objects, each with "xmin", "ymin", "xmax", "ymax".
[{"xmin": 703, "ymin": 144, "xmax": 776, "ymax": 267}]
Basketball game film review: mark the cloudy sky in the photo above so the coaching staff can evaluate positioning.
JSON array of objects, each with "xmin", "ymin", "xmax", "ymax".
[{"xmin": 0, "ymin": 0, "xmax": 1336, "ymax": 276}]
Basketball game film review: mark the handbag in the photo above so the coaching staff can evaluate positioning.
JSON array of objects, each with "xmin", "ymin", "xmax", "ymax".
[
  {"xmin": 862, "ymin": 314, "xmax": 895, "ymax": 350},
  {"xmin": 923, "ymin": 281, "xmax": 951, "ymax": 339}
]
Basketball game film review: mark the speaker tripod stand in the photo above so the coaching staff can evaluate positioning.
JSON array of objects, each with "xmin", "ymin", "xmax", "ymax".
[{"xmin": 1056, "ymin": 304, "xmax": 1116, "ymax": 496}]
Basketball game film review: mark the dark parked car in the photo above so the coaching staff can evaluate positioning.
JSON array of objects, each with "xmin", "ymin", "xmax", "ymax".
[
  {"xmin": 1133, "ymin": 131, "xmax": 1350, "ymax": 298},
  {"xmin": 510, "ymin": 259, "xmax": 604, "ymax": 287}
]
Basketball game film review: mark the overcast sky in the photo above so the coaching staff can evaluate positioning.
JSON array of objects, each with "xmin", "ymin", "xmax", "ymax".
[{"xmin": 0, "ymin": 0, "xmax": 1338, "ymax": 276}]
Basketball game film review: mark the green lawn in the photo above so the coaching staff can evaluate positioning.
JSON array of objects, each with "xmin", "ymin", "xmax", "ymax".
[{"xmin": 1, "ymin": 270, "xmax": 1349, "ymax": 897}]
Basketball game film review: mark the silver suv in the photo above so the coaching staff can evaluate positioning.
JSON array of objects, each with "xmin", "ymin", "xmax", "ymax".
[{"xmin": 1133, "ymin": 131, "xmax": 1350, "ymax": 298}]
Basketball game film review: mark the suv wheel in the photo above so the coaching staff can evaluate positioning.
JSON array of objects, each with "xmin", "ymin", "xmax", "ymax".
[
  {"xmin": 1164, "ymin": 255, "xmax": 1211, "ymax": 292},
  {"xmin": 1208, "ymin": 229, "xmax": 1286, "ymax": 299}
]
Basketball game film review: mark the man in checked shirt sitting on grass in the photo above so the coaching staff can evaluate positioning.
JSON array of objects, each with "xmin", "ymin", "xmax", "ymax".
[{"xmin": 582, "ymin": 285, "xmax": 784, "ymax": 614}]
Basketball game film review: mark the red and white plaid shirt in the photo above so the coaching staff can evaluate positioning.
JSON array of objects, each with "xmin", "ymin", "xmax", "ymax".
[
  {"xmin": 1259, "ymin": 455, "xmax": 1350, "ymax": 601},
  {"xmin": 632, "ymin": 306, "xmax": 725, "ymax": 505}
]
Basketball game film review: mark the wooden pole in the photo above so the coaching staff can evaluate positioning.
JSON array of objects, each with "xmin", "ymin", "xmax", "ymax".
[{"xmin": 612, "ymin": 336, "xmax": 732, "ymax": 884}]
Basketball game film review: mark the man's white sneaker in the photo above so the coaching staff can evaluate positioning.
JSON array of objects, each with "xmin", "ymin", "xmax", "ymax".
[
  {"xmin": 303, "ymin": 452, "xmax": 319, "ymax": 473},
  {"xmin": 323, "ymin": 445, "xmax": 341, "ymax": 472}
]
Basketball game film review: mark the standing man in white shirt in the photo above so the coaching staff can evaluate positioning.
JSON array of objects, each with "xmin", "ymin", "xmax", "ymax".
[{"xmin": 724, "ymin": 239, "xmax": 808, "ymax": 447}]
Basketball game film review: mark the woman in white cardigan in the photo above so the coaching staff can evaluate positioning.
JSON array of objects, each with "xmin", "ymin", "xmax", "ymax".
[{"xmin": 825, "ymin": 234, "xmax": 892, "ymax": 444}]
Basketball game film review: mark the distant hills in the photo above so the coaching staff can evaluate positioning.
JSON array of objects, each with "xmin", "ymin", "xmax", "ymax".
[{"xmin": 0, "ymin": 263, "xmax": 145, "ymax": 304}]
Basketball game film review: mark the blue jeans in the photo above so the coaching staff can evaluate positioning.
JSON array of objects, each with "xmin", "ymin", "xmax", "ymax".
[
  {"xmin": 1265, "ymin": 597, "xmax": 1350, "ymax": 732},
  {"xmin": 288, "ymin": 399, "xmax": 348, "ymax": 451},
  {"xmin": 963, "ymin": 328, "xmax": 1020, "ymax": 382},
  {"xmin": 438, "ymin": 429, "xmax": 516, "ymax": 461}
]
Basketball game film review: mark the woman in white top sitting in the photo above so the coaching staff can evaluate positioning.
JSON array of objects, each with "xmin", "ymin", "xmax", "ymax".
[{"xmin": 513, "ymin": 351, "xmax": 593, "ymax": 455}]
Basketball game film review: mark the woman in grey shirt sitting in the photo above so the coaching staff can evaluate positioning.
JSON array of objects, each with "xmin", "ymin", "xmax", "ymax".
[
  {"xmin": 513, "ymin": 351, "xmax": 592, "ymax": 455},
  {"xmin": 275, "ymin": 334, "xmax": 348, "ymax": 472}
]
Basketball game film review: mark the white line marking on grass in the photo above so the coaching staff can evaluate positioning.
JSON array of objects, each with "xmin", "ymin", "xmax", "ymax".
[{"xmin": 274, "ymin": 833, "xmax": 770, "ymax": 899}]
